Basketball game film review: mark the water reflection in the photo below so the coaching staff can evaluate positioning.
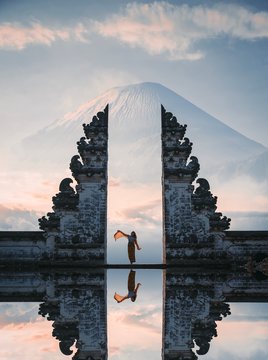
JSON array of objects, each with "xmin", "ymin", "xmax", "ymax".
[
  {"xmin": 114, "ymin": 270, "xmax": 141, "ymax": 303},
  {"xmin": 39, "ymin": 270, "xmax": 107, "ymax": 360},
  {"xmin": 0, "ymin": 268, "xmax": 267, "ymax": 359},
  {"xmin": 163, "ymin": 271, "xmax": 231, "ymax": 359}
]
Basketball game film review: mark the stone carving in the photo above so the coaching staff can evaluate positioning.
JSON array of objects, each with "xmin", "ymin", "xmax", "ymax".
[
  {"xmin": 192, "ymin": 301, "xmax": 231, "ymax": 356},
  {"xmin": 162, "ymin": 105, "xmax": 199, "ymax": 182},
  {"xmin": 246, "ymin": 253, "xmax": 268, "ymax": 278},
  {"xmin": 83, "ymin": 107, "xmax": 108, "ymax": 139},
  {"xmin": 192, "ymin": 178, "xmax": 217, "ymax": 211},
  {"xmin": 52, "ymin": 178, "xmax": 79, "ymax": 211},
  {"xmin": 39, "ymin": 299, "xmax": 60, "ymax": 320},
  {"xmin": 69, "ymin": 106, "xmax": 108, "ymax": 182},
  {"xmin": 53, "ymin": 320, "xmax": 79, "ymax": 356},
  {"xmin": 186, "ymin": 156, "xmax": 200, "ymax": 181},
  {"xmin": 70, "ymin": 155, "xmax": 83, "ymax": 178},
  {"xmin": 163, "ymin": 271, "xmax": 235, "ymax": 359},
  {"xmin": 1, "ymin": 102, "xmax": 267, "ymax": 266},
  {"xmin": 38, "ymin": 271, "xmax": 107, "ymax": 359},
  {"xmin": 209, "ymin": 212, "xmax": 231, "ymax": 231},
  {"xmin": 162, "ymin": 105, "xmax": 231, "ymax": 263},
  {"xmin": 37, "ymin": 105, "xmax": 108, "ymax": 263},
  {"xmin": 38, "ymin": 212, "xmax": 60, "ymax": 231},
  {"xmin": 162, "ymin": 106, "xmax": 187, "ymax": 139},
  {"xmin": 77, "ymin": 136, "xmax": 88, "ymax": 153},
  {"xmin": 192, "ymin": 179, "xmax": 231, "ymax": 231}
]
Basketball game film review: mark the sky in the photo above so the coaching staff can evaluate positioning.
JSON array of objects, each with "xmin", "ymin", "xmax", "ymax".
[
  {"xmin": 0, "ymin": 1, "xmax": 268, "ymax": 231},
  {"xmin": 0, "ymin": 0, "xmax": 268, "ymax": 257},
  {"xmin": 1, "ymin": 0, "xmax": 268, "ymax": 146}
]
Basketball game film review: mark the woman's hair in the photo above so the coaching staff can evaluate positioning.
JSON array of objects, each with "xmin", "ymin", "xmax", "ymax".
[
  {"xmin": 131, "ymin": 231, "xmax": 137, "ymax": 238},
  {"xmin": 131, "ymin": 294, "xmax": 137, "ymax": 302}
]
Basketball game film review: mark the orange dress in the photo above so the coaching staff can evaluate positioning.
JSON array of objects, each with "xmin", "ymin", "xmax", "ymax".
[{"xmin": 114, "ymin": 231, "xmax": 136, "ymax": 263}]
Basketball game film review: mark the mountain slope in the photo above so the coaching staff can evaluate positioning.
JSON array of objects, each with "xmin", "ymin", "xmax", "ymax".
[
  {"xmin": 19, "ymin": 82, "xmax": 267, "ymax": 185},
  {"xmin": 5, "ymin": 81, "xmax": 267, "ymax": 252}
]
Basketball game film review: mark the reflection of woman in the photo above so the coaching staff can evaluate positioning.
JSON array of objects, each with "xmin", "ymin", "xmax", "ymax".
[
  {"xmin": 114, "ymin": 270, "xmax": 141, "ymax": 303},
  {"xmin": 114, "ymin": 230, "xmax": 141, "ymax": 264}
]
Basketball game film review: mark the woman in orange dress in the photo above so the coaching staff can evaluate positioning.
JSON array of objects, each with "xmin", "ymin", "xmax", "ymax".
[{"xmin": 114, "ymin": 230, "xmax": 141, "ymax": 264}]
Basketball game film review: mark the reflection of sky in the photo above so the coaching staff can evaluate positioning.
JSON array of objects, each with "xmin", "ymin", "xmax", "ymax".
[
  {"xmin": 0, "ymin": 302, "xmax": 68, "ymax": 359},
  {"xmin": 0, "ymin": 270, "xmax": 267, "ymax": 359},
  {"xmin": 108, "ymin": 269, "xmax": 162, "ymax": 359},
  {"xmin": 201, "ymin": 303, "xmax": 268, "ymax": 360}
]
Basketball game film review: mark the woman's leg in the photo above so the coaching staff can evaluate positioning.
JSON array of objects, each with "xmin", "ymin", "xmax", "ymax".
[{"xmin": 128, "ymin": 242, "xmax": 136, "ymax": 263}]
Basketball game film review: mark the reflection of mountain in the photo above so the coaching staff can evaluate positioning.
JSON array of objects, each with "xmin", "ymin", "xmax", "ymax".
[{"xmin": 19, "ymin": 82, "xmax": 267, "ymax": 185}]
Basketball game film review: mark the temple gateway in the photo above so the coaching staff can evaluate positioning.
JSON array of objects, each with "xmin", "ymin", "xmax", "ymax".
[
  {"xmin": 1, "ymin": 104, "xmax": 268, "ymax": 360},
  {"xmin": 0, "ymin": 105, "xmax": 267, "ymax": 267}
]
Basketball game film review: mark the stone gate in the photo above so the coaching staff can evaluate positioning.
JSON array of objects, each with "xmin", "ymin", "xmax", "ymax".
[{"xmin": 0, "ymin": 104, "xmax": 267, "ymax": 265}]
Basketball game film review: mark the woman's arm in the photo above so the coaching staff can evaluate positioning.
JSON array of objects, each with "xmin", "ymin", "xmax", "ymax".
[{"xmin": 134, "ymin": 239, "xmax": 141, "ymax": 250}]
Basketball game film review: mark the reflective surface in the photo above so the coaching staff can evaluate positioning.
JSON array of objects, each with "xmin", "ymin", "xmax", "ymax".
[{"xmin": 0, "ymin": 269, "xmax": 268, "ymax": 359}]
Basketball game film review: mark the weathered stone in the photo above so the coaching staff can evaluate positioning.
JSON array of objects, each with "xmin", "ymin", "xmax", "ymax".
[
  {"xmin": 162, "ymin": 105, "xmax": 232, "ymax": 264},
  {"xmin": 162, "ymin": 269, "xmax": 268, "ymax": 359},
  {"xmin": 0, "ymin": 103, "xmax": 267, "ymax": 266}
]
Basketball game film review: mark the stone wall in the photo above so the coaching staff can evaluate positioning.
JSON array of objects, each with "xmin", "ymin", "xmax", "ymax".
[{"xmin": 0, "ymin": 231, "xmax": 46, "ymax": 264}]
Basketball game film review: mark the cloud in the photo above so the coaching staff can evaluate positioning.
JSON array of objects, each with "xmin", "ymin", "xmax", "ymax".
[
  {"xmin": 109, "ymin": 177, "xmax": 121, "ymax": 187},
  {"xmin": 108, "ymin": 304, "xmax": 162, "ymax": 355},
  {"xmin": 227, "ymin": 211, "xmax": 268, "ymax": 230},
  {"xmin": 208, "ymin": 320, "xmax": 268, "ymax": 360},
  {"xmin": 2, "ymin": 3, "xmax": 268, "ymax": 58},
  {"xmin": 120, "ymin": 305, "xmax": 162, "ymax": 334},
  {"xmin": 108, "ymin": 180, "xmax": 162, "ymax": 228},
  {"xmin": 0, "ymin": 204, "xmax": 40, "ymax": 230},
  {"xmin": 0, "ymin": 21, "xmax": 88, "ymax": 50},
  {"xmin": 0, "ymin": 170, "xmax": 61, "ymax": 212},
  {"xmin": 120, "ymin": 199, "xmax": 161, "ymax": 227},
  {"xmin": 0, "ymin": 303, "xmax": 39, "ymax": 327},
  {"xmin": 0, "ymin": 318, "xmax": 59, "ymax": 359},
  {"xmin": 94, "ymin": 2, "xmax": 268, "ymax": 60}
]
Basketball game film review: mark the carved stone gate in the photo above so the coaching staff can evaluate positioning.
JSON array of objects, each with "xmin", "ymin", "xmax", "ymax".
[{"xmin": 0, "ymin": 104, "xmax": 267, "ymax": 265}]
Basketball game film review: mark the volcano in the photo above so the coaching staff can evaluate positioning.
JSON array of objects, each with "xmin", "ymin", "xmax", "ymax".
[
  {"xmin": 12, "ymin": 82, "xmax": 268, "ymax": 261},
  {"xmin": 20, "ymin": 82, "xmax": 267, "ymax": 179}
]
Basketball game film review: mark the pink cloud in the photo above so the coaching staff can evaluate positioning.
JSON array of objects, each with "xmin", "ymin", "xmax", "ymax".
[
  {"xmin": 108, "ymin": 305, "xmax": 162, "ymax": 354},
  {"xmin": 0, "ymin": 21, "xmax": 88, "ymax": 50},
  {"xmin": 109, "ymin": 177, "xmax": 121, "ymax": 187},
  {"xmin": 1, "ymin": 3, "xmax": 268, "ymax": 57},
  {"xmin": 0, "ymin": 319, "xmax": 60, "ymax": 359},
  {"xmin": 108, "ymin": 182, "xmax": 162, "ymax": 227},
  {"xmin": 207, "ymin": 320, "xmax": 268, "ymax": 357},
  {"xmin": 94, "ymin": 2, "xmax": 268, "ymax": 60}
]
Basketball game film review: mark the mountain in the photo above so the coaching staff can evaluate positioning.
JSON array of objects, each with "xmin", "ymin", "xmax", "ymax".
[
  {"xmin": 19, "ymin": 82, "xmax": 267, "ymax": 185},
  {"xmin": 7, "ymin": 82, "xmax": 268, "ymax": 259}
]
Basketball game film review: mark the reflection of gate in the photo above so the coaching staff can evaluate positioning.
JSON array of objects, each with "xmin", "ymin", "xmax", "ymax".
[
  {"xmin": 162, "ymin": 269, "xmax": 268, "ymax": 359},
  {"xmin": 0, "ymin": 268, "xmax": 268, "ymax": 359},
  {"xmin": 0, "ymin": 104, "xmax": 268, "ymax": 265}
]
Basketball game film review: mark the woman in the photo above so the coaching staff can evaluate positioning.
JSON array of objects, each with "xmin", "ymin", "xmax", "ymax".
[{"xmin": 114, "ymin": 230, "xmax": 141, "ymax": 264}]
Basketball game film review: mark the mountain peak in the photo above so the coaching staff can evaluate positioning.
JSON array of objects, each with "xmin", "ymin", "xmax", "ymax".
[{"xmin": 21, "ymin": 82, "xmax": 266, "ymax": 183}]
